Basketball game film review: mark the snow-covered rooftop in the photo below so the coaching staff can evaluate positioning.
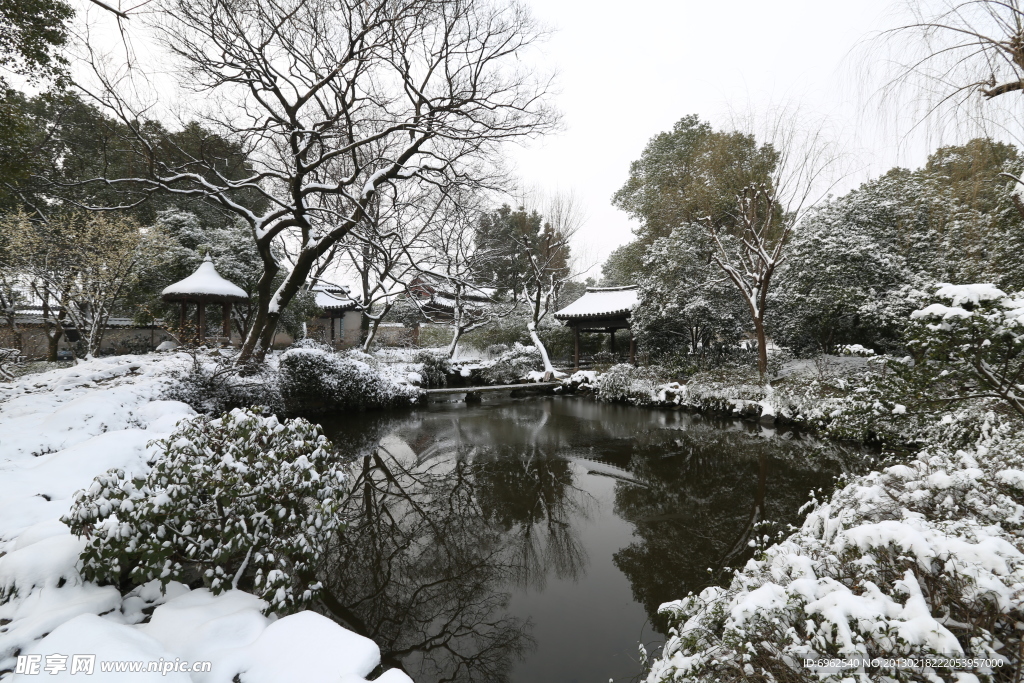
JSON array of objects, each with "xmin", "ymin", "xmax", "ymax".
[
  {"xmin": 314, "ymin": 286, "xmax": 359, "ymax": 311},
  {"xmin": 554, "ymin": 286, "xmax": 639, "ymax": 320},
  {"xmin": 161, "ymin": 255, "xmax": 248, "ymax": 303}
]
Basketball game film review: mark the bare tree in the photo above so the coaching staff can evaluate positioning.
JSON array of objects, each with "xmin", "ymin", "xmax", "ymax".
[
  {"xmin": 877, "ymin": 1, "xmax": 1024, "ymax": 213},
  {"xmin": 517, "ymin": 191, "xmax": 585, "ymax": 379},
  {"xmin": 335, "ymin": 184, "xmax": 454, "ymax": 352},
  {"xmin": 702, "ymin": 114, "xmax": 842, "ymax": 382},
  {"xmin": 75, "ymin": 0, "xmax": 557, "ymax": 363},
  {"xmin": 418, "ymin": 202, "xmax": 513, "ymax": 358},
  {"xmin": 883, "ymin": 1, "xmax": 1024, "ymax": 103}
]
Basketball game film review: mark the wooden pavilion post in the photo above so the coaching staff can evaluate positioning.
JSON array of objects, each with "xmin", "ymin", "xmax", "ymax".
[
  {"xmin": 609, "ymin": 328, "xmax": 616, "ymax": 353},
  {"xmin": 629, "ymin": 328, "xmax": 636, "ymax": 365},
  {"xmin": 222, "ymin": 303, "xmax": 232, "ymax": 340},
  {"xmin": 573, "ymin": 324, "xmax": 580, "ymax": 370},
  {"xmin": 179, "ymin": 302, "xmax": 187, "ymax": 331},
  {"xmin": 197, "ymin": 302, "xmax": 206, "ymax": 342}
]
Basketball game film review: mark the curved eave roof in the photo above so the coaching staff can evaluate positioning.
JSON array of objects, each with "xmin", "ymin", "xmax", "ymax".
[
  {"xmin": 315, "ymin": 289, "xmax": 359, "ymax": 311},
  {"xmin": 553, "ymin": 285, "xmax": 638, "ymax": 320}
]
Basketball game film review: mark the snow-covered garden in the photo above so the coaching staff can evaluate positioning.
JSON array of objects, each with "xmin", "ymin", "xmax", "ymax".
[
  {"xmin": 0, "ymin": 353, "xmax": 418, "ymax": 682},
  {"xmin": 7, "ymin": 0, "xmax": 1024, "ymax": 678}
]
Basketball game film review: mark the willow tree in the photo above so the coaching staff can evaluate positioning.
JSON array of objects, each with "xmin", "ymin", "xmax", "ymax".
[{"xmin": 77, "ymin": 0, "xmax": 557, "ymax": 362}]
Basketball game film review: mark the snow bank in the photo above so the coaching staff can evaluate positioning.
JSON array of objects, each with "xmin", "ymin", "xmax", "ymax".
[
  {"xmin": 646, "ymin": 414, "xmax": 1024, "ymax": 681},
  {"xmin": 0, "ymin": 355, "xmax": 409, "ymax": 682}
]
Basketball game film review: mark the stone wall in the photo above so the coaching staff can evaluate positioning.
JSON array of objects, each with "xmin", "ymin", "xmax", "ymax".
[{"xmin": 12, "ymin": 325, "xmax": 177, "ymax": 360}]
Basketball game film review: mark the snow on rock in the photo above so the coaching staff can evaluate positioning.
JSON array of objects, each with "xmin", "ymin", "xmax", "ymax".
[
  {"xmin": 210, "ymin": 612, "xmax": 383, "ymax": 683},
  {"xmin": 0, "ymin": 354, "xmax": 410, "ymax": 682},
  {"xmin": 13, "ymin": 613, "xmax": 191, "ymax": 682},
  {"xmin": 0, "ymin": 533, "xmax": 85, "ymax": 597},
  {"xmin": 141, "ymin": 590, "xmax": 271, "ymax": 675}
]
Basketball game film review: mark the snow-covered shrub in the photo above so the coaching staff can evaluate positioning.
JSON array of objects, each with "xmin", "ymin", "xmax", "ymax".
[
  {"xmin": 63, "ymin": 408, "xmax": 347, "ymax": 613},
  {"xmin": 907, "ymin": 283, "xmax": 1024, "ymax": 420},
  {"xmin": 278, "ymin": 345, "xmax": 418, "ymax": 414},
  {"xmin": 480, "ymin": 343, "xmax": 542, "ymax": 385},
  {"xmin": 840, "ymin": 343, "xmax": 876, "ymax": 357},
  {"xmin": 164, "ymin": 350, "xmax": 283, "ymax": 415},
  {"xmin": 485, "ymin": 343, "xmax": 509, "ymax": 357},
  {"xmin": 648, "ymin": 416, "xmax": 1024, "ymax": 683},
  {"xmin": 414, "ymin": 350, "xmax": 451, "ymax": 388},
  {"xmin": 596, "ymin": 364, "xmax": 666, "ymax": 405}
]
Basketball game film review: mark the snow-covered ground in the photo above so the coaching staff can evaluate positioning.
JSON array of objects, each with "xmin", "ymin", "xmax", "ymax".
[{"xmin": 0, "ymin": 354, "xmax": 412, "ymax": 682}]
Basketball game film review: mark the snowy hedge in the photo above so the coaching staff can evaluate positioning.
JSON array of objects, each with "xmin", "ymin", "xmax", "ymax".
[
  {"xmin": 278, "ymin": 344, "xmax": 419, "ymax": 414},
  {"xmin": 63, "ymin": 408, "xmax": 348, "ymax": 613},
  {"xmin": 413, "ymin": 349, "xmax": 451, "ymax": 388},
  {"xmin": 646, "ymin": 412, "xmax": 1024, "ymax": 682},
  {"xmin": 595, "ymin": 363, "xmax": 670, "ymax": 406},
  {"xmin": 480, "ymin": 343, "xmax": 542, "ymax": 385},
  {"xmin": 164, "ymin": 351, "xmax": 284, "ymax": 415}
]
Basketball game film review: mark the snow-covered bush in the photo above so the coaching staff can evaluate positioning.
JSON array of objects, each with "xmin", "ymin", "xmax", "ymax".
[
  {"xmin": 596, "ymin": 364, "xmax": 666, "ymax": 405},
  {"xmin": 63, "ymin": 408, "xmax": 347, "ymax": 613},
  {"xmin": 164, "ymin": 350, "xmax": 283, "ymax": 415},
  {"xmin": 840, "ymin": 343, "xmax": 876, "ymax": 357},
  {"xmin": 480, "ymin": 343, "xmax": 542, "ymax": 385},
  {"xmin": 278, "ymin": 345, "xmax": 418, "ymax": 414},
  {"xmin": 907, "ymin": 283, "xmax": 1024, "ymax": 420},
  {"xmin": 414, "ymin": 349, "xmax": 451, "ymax": 388},
  {"xmin": 648, "ymin": 414, "xmax": 1024, "ymax": 683}
]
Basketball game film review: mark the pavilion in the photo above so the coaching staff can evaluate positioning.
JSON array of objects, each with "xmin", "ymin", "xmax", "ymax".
[
  {"xmin": 161, "ymin": 255, "xmax": 248, "ymax": 344},
  {"xmin": 554, "ymin": 285, "xmax": 639, "ymax": 368}
]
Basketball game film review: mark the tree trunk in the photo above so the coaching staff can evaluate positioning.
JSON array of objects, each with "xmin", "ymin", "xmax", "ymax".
[
  {"xmin": 527, "ymin": 322, "xmax": 555, "ymax": 380},
  {"xmin": 447, "ymin": 327, "xmax": 462, "ymax": 358},
  {"xmin": 237, "ymin": 242, "xmax": 281, "ymax": 364},
  {"xmin": 46, "ymin": 326, "xmax": 64, "ymax": 362},
  {"xmin": 362, "ymin": 318, "xmax": 383, "ymax": 353},
  {"xmin": 754, "ymin": 316, "xmax": 768, "ymax": 383}
]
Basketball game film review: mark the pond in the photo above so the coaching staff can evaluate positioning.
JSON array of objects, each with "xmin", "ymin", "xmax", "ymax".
[{"xmin": 317, "ymin": 396, "xmax": 857, "ymax": 683}]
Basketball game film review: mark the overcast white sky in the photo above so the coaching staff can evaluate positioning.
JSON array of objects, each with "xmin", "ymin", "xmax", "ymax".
[
  {"xmin": 507, "ymin": 0, "xmax": 940, "ymax": 274},
  {"xmin": 72, "ymin": 0, "xmax": 1007, "ymax": 275}
]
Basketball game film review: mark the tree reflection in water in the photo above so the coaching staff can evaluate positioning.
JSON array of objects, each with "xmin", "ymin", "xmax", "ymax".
[
  {"xmin": 610, "ymin": 421, "xmax": 854, "ymax": 632},
  {"xmin": 315, "ymin": 400, "xmax": 855, "ymax": 682},
  {"xmin": 317, "ymin": 402, "xmax": 592, "ymax": 683}
]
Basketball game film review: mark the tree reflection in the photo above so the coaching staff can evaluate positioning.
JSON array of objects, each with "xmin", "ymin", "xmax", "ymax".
[
  {"xmin": 612, "ymin": 426, "xmax": 849, "ymax": 633},
  {"xmin": 314, "ymin": 400, "xmax": 854, "ymax": 679},
  {"xmin": 316, "ymin": 402, "xmax": 591, "ymax": 683}
]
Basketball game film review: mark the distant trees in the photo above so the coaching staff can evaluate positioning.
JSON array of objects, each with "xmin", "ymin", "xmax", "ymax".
[
  {"xmin": 633, "ymin": 225, "xmax": 746, "ymax": 360},
  {"xmin": 2, "ymin": 211, "xmax": 167, "ymax": 357},
  {"xmin": 0, "ymin": 0, "xmax": 73, "ymax": 85},
  {"xmin": 76, "ymin": 0, "xmax": 557, "ymax": 364},
  {"xmin": 615, "ymin": 113, "xmax": 839, "ymax": 380}
]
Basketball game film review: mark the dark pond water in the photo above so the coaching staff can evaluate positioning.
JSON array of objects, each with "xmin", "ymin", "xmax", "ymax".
[{"xmin": 317, "ymin": 396, "xmax": 857, "ymax": 683}]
